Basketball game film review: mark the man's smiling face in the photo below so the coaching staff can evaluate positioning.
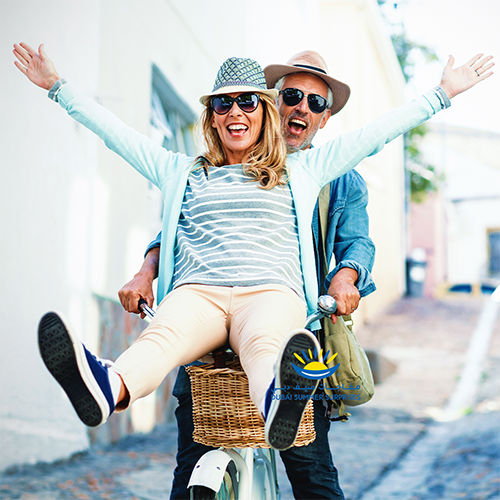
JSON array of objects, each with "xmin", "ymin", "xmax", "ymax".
[{"xmin": 277, "ymin": 73, "xmax": 332, "ymax": 153}]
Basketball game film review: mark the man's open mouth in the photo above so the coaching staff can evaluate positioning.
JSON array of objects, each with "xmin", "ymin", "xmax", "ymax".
[{"xmin": 288, "ymin": 117, "xmax": 307, "ymax": 135}]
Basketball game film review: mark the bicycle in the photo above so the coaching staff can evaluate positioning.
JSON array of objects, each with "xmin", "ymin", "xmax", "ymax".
[{"xmin": 140, "ymin": 295, "xmax": 338, "ymax": 500}]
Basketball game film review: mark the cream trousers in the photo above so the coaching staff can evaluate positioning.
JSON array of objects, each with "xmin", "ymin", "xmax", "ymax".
[{"xmin": 114, "ymin": 284, "xmax": 306, "ymax": 411}]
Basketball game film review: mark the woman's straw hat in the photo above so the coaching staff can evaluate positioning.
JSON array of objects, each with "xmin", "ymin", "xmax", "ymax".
[{"xmin": 200, "ymin": 57, "xmax": 279, "ymax": 106}]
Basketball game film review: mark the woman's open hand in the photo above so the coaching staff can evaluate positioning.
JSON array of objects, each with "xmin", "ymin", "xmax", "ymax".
[
  {"xmin": 13, "ymin": 42, "xmax": 60, "ymax": 90},
  {"xmin": 440, "ymin": 53, "xmax": 494, "ymax": 99}
]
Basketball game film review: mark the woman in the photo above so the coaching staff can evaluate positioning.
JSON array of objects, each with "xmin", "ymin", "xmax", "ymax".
[{"xmin": 13, "ymin": 42, "xmax": 493, "ymax": 451}]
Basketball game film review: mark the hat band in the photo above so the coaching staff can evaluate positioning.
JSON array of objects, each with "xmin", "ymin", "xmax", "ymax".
[
  {"xmin": 213, "ymin": 80, "xmax": 267, "ymax": 92},
  {"xmin": 292, "ymin": 64, "xmax": 327, "ymax": 75}
]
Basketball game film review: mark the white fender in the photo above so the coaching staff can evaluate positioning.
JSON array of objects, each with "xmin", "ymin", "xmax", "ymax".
[{"xmin": 187, "ymin": 449, "xmax": 235, "ymax": 492}]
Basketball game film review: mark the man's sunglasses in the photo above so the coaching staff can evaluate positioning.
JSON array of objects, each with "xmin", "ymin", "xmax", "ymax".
[
  {"xmin": 211, "ymin": 93, "xmax": 260, "ymax": 115},
  {"xmin": 279, "ymin": 88, "xmax": 329, "ymax": 114}
]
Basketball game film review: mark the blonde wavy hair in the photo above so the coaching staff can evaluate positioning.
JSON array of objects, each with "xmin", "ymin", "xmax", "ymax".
[{"xmin": 193, "ymin": 94, "xmax": 288, "ymax": 190}]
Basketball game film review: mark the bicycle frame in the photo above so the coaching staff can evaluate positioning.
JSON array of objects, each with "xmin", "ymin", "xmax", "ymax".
[
  {"xmin": 138, "ymin": 296, "xmax": 337, "ymax": 499},
  {"xmin": 185, "ymin": 295, "xmax": 337, "ymax": 500}
]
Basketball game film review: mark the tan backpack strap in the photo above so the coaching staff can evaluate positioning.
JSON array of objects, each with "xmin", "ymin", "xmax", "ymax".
[
  {"xmin": 317, "ymin": 184, "xmax": 331, "ymax": 292},
  {"xmin": 319, "ymin": 185, "xmax": 355, "ymax": 331},
  {"xmin": 318, "ymin": 185, "xmax": 330, "ymax": 254}
]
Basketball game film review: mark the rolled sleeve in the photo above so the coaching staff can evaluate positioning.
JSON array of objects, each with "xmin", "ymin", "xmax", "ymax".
[
  {"xmin": 48, "ymin": 78, "xmax": 67, "ymax": 102},
  {"xmin": 145, "ymin": 232, "xmax": 162, "ymax": 257},
  {"xmin": 325, "ymin": 261, "xmax": 376, "ymax": 298}
]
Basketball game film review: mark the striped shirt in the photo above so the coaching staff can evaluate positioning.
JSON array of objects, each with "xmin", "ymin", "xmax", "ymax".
[{"xmin": 172, "ymin": 164, "xmax": 305, "ymax": 302}]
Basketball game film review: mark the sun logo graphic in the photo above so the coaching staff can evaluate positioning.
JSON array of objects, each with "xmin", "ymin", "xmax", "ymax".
[{"xmin": 292, "ymin": 348, "xmax": 340, "ymax": 380}]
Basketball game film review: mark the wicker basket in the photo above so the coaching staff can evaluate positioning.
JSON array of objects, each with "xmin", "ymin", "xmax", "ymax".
[{"xmin": 186, "ymin": 359, "xmax": 316, "ymax": 448}]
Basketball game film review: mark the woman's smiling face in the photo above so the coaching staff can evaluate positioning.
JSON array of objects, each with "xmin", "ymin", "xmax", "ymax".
[{"xmin": 210, "ymin": 92, "xmax": 264, "ymax": 165}]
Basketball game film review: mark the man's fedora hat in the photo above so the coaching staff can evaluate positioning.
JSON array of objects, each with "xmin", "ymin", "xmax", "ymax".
[
  {"xmin": 200, "ymin": 57, "xmax": 279, "ymax": 106},
  {"xmin": 264, "ymin": 50, "xmax": 350, "ymax": 115}
]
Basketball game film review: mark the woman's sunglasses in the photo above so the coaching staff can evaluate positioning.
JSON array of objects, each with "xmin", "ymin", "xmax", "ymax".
[
  {"xmin": 211, "ymin": 93, "xmax": 260, "ymax": 115},
  {"xmin": 279, "ymin": 88, "xmax": 329, "ymax": 114}
]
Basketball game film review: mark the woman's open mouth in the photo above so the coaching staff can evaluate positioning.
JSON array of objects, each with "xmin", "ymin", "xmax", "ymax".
[{"xmin": 228, "ymin": 123, "xmax": 248, "ymax": 136}]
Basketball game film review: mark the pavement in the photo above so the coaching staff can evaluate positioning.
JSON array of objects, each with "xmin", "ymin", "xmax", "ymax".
[{"xmin": 1, "ymin": 296, "xmax": 499, "ymax": 500}]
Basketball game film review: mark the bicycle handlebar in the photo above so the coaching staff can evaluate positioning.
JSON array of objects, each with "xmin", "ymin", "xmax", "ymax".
[
  {"xmin": 138, "ymin": 294, "xmax": 337, "ymax": 330},
  {"xmin": 304, "ymin": 295, "xmax": 337, "ymax": 330},
  {"xmin": 138, "ymin": 298, "xmax": 155, "ymax": 320}
]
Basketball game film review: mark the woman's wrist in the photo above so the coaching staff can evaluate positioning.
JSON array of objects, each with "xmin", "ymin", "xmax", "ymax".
[
  {"xmin": 47, "ymin": 75, "xmax": 61, "ymax": 89},
  {"xmin": 439, "ymin": 82, "xmax": 455, "ymax": 99}
]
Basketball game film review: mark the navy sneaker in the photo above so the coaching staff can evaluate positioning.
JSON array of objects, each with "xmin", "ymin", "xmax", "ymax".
[
  {"xmin": 38, "ymin": 311, "xmax": 116, "ymax": 427},
  {"xmin": 264, "ymin": 329, "xmax": 321, "ymax": 451}
]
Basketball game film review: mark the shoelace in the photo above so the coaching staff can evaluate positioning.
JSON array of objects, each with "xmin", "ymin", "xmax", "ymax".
[{"xmin": 85, "ymin": 346, "xmax": 119, "ymax": 373}]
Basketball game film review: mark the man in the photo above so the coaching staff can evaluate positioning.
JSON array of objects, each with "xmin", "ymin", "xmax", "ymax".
[{"xmin": 119, "ymin": 51, "xmax": 375, "ymax": 500}]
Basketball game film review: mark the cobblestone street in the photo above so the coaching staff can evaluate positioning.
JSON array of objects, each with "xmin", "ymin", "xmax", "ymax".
[{"xmin": 1, "ymin": 296, "xmax": 499, "ymax": 500}]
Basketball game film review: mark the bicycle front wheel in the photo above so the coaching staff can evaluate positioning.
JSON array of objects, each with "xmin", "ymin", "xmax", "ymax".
[{"xmin": 189, "ymin": 460, "xmax": 238, "ymax": 500}]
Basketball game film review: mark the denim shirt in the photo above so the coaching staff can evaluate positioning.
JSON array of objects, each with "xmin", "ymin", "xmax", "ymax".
[
  {"xmin": 146, "ymin": 169, "xmax": 375, "ymax": 299},
  {"xmin": 312, "ymin": 170, "xmax": 375, "ymax": 298}
]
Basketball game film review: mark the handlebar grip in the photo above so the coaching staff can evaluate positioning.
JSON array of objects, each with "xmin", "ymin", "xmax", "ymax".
[
  {"xmin": 304, "ymin": 295, "xmax": 338, "ymax": 330},
  {"xmin": 318, "ymin": 295, "xmax": 337, "ymax": 315},
  {"xmin": 138, "ymin": 299, "xmax": 155, "ymax": 320}
]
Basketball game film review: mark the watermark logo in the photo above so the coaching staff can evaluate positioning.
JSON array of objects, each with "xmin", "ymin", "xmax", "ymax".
[
  {"xmin": 292, "ymin": 348, "xmax": 340, "ymax": 380},
  {"xmin": 272, "ymin": 348, "xmax": 361, "ymax": 402}
]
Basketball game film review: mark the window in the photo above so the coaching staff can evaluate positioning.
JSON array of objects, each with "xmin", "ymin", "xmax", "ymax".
[
  {"xmin": 147, "ymin": 65, "xmax": 198, "ymax": 225},
  {"xmin": 487, "ymin": 229, "xmax": 500, "ymax": 278},
  {"xmin": 150, "ymin": 64, "xmax": 197, "ymax": 156}
]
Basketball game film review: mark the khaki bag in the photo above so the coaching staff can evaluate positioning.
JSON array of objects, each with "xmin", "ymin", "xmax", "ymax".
[
  {"xmin": 317, "ymin": 185, "xmax": 374, "ymax": 408},
  {"xmin": 318, "ymin": 316, "xmax": 374, "ymax": 406}
]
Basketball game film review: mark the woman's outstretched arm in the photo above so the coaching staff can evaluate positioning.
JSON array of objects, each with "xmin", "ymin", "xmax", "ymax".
[{"xmin": 13, "ymin": 42, "xmax": 191, "ymax": 188}]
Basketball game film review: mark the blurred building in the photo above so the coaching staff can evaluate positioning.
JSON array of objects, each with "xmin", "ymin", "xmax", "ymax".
[
  {"xmin": 0, "ymin": 0, "xmax": 406, "ymax": 469},
  {"xmin": 313, "ymin": 0, "xmax": 408, "ymax": 323},
  {"xmin": 410, "ymin": 123, "xmax": 500, "ymax": 297}
]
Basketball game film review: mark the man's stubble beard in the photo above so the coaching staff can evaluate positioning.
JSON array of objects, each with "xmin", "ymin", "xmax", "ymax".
[{"xmin": 281, "ymin": 114, "xmax": 324, "ymax": 154}]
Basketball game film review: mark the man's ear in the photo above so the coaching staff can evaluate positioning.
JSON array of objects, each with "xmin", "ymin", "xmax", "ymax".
[{"xmin": 319, "ymin": 109, "xmax": 331, "ymax": 129}]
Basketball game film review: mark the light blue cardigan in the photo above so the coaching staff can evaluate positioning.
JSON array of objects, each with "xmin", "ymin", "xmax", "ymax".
[{"xmin": 56, "ymin": 84, "xmax": 443, "ymax": 315}]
